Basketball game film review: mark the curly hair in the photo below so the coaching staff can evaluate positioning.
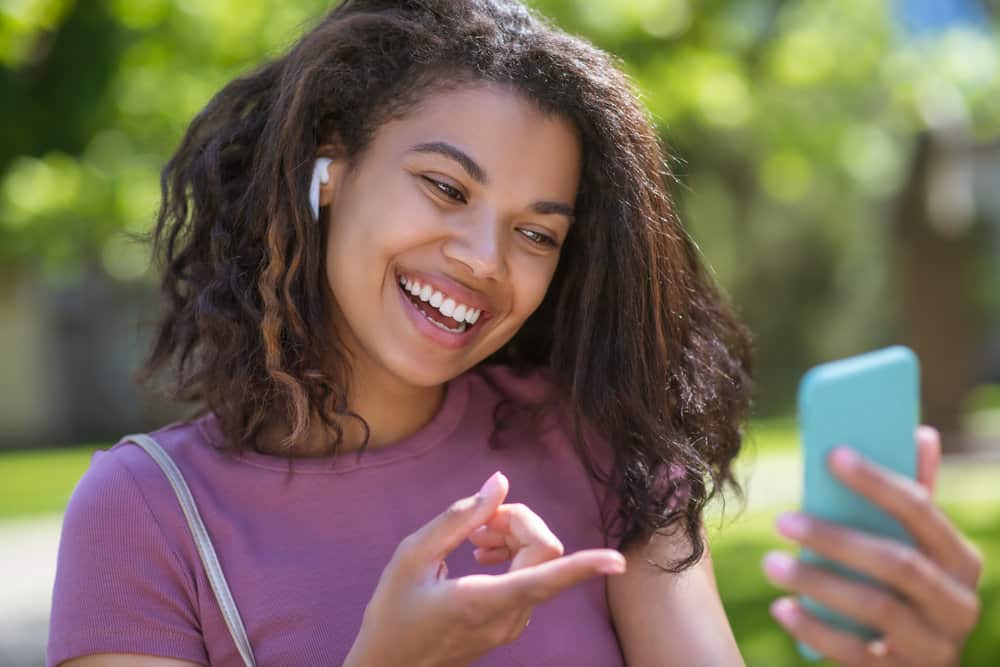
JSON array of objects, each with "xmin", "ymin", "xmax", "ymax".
[{"xmin": 140, "ymin": 0, "xmax": 754, "ymax": 572}]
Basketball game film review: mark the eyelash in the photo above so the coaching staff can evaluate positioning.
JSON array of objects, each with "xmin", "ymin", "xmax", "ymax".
[
  {"xmin": 423, "ymin": 176, "xmax": 466, "ymax": 203},
  {"xmin": 518, "ymin": 228, "xmax": 559, "ymax": 248},
  {"xmin": 421, "ymin": 176, "xmax": 559, "ymax": 248}
]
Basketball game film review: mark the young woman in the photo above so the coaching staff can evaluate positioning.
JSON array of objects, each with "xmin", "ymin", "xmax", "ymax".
[{"xmin": 48, "ymin": 1, "xmax": 982, "ymax": 665}]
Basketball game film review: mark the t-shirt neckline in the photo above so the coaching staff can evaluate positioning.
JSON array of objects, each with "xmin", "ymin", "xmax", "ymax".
[{"xmin": 196, "ymin": 372, "xmax": 471, "ymax": 474}]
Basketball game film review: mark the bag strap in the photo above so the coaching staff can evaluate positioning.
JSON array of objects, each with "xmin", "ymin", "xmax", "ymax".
[{"xmin": 124, "ymin": 433, "xmax": 257, "ymax": 667}]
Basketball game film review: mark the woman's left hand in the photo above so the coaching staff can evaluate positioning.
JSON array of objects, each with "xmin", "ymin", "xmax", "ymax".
[{"xmin": 762, "ymin": 425, "xmax": 983, "ymax": 666}]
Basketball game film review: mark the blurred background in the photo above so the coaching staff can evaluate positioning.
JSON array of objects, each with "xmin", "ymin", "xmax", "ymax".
[{"xmin": 1, "ymin": 0, "xmax": 998, "ymax": 665}]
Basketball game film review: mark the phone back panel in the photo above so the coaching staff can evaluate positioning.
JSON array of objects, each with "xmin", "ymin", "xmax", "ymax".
[
  {"xmin": 795, "ymin": 345, "xmax": 920, "ymax": 657},
  {"xmin": 798, "ymin": 345, "xmax": 919, "ymax": 543}
]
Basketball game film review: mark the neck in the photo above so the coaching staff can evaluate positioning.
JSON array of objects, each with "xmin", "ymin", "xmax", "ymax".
[
  {"xmin": 339, "ymin": 366, "xmax": 446, "ymax": 454},
  {"xmin": 256, "ymin": 363, "xmax": 446, "ymax": 458},
  {"xmin": 256, "ymin": 306, "xmax": 451, "ymax": 457}
]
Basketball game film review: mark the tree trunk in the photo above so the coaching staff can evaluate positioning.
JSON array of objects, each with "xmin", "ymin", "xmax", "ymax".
[{"xmin": 892, "ymin": 131, "xmax": 980, "ymax": 453}]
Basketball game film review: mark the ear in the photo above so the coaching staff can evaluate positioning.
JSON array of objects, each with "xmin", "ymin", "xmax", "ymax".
[{"xmin": 316, "ymin": 142, "xmax": 348, "ymax": 208}]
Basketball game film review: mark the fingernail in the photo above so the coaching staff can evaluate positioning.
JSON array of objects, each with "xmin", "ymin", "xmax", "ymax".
[
  {"xmin": 762, "ymin": 551, "xmax": 795, "ymax": 582},
  {"xmin": 770, "ymin": 597, "xmax": 797, "ymax": 626},
  {"xmin": 478, "ymin": 471, "xmax": 501, "ymax": 499},
  {"xmin": 776, "ymin": 512, "xmax": 808, "ymax": 539},
  {"xmin": 829, "ymin": 446, "xmax": 858, "ymax": 471},
  {"xmin": 600, "ymin": 553, "xmax": 626, "ymax": 575},
  {"xmin": 917, "ymin": 425, "xmax": 939, "ymax": 441},
  {"xmin": 600, "ymin": 561, "xmax": 626, "ymax": 575}
]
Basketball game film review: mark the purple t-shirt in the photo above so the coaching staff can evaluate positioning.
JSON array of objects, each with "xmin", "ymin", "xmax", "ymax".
[{"xmin": 47, "ymin": 365, "xmax": 625, "ymax": 666}]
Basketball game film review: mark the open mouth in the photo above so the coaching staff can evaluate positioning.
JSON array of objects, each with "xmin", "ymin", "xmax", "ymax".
[{"xmin": 396, "ymin": 274, "xmax": 486, "ymax": 336}]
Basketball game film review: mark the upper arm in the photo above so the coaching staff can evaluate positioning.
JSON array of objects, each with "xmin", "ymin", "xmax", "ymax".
[
  {"xmin": 607, "ymin": 529, "xmax": 744, "ymax": 667},
  {"xmin": 59, "ymin": 655, "xmax": 205, "ymax": 667}
]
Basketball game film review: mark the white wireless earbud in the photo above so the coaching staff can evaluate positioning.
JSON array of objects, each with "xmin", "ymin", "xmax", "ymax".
[{"xmin": 309, "ymin": 157, "xmax": 334, "ymax": 220}]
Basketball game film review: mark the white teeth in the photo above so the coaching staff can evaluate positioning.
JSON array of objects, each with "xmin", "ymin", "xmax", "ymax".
[
  {"xmin": 425, "ymin": 312, "xmax": 467, "ymax": 333},
  {"xmin": 398, "ymin": 274, "xmax": 484, "ymax": 329}
]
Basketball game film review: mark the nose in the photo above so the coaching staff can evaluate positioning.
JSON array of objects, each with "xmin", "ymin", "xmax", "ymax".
[{"xmin": 442, "ymin": 211, "xmax": 506, "ymax": 280}]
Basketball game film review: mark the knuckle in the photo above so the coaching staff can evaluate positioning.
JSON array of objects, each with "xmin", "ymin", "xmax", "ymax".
[
  {"xmin": 905, "ymin": 484, "xmax": 933, "ymax": 517},
  {"xmin": 393, "ymin": 533, "xmax": 417, "ymax": 561},
  {"xmin": 891, "ymin": 547, "xmax": 923, "ymax": 581},
  {"xmin": 522, "ymin": 581, "xmax": 551, "ymax": 606},
  {"xmin": 962, "ymin": 594, "xmax": 982, "ymax": 632},
  {"xmin": 451, "ymin": 594, "xmax": 489, "ymax": 626},
  {"xmin": 446, "ymin": 497, "xmax": 475, "ymax": 518}
]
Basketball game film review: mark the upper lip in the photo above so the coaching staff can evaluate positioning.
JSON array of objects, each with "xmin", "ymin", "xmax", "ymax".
[{"xmin": 396, "ymin": 268, "xmax": 495, "ymax": 317}]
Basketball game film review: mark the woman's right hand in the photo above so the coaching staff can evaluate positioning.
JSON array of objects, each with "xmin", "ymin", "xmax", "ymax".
[{"xmin": 342, "ymin": 471, "xmax": 626, "ymax": 667}]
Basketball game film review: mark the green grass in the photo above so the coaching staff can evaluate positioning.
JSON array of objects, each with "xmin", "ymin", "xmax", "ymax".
[
  {"xmin": 965, "ymin": 384, "xmax": 1000, "ymax": 413},
  {"xmin": 0, "ymin": 444, "xmax": 103, "ymax": 519},
  {"xmin": 1, "ymin": 418, "xmax": 997, "ymax": 664}
]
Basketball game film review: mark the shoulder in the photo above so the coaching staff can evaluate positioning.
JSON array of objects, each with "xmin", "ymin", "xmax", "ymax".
[
  {"xmin": 65, "ymin": 416, "xmax": 216, "ymax": 528},
  {"xmin": 50, "ymin": 422, "xmax": 210, "ymax": 666}
]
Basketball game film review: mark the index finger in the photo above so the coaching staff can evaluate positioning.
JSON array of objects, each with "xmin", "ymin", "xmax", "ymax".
[
  {"xmin": 828, "ymin": 446, "xmax": 981, "ymax": 584},
  {"xmin": 454, "ymin": 548, "xmax": 625, "ymax": 611}
]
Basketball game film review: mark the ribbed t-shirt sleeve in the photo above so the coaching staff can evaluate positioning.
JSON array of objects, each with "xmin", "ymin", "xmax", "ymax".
[{"xmin": 46, "ymin": 449, "xmax": 208, "ymax": 667}]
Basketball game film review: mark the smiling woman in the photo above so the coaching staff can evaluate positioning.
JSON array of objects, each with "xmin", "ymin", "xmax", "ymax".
[
  {"xmin": 46, "ymin": 1, "xmax": 988, "ymax": 666},
  {"xmin": 46, "ymin": 1, "xmax": 790, "ymax": 666}
]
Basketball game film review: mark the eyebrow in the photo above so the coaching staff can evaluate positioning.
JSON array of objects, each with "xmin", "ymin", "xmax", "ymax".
[{"xmin": 408, "ymin": 141, "xmax": 575, "ymax": 223}]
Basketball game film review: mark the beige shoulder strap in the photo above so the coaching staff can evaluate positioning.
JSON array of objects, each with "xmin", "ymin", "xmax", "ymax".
[{"xmin": 124, "ymin": 433, "xmax": 257, "ymax": 667}]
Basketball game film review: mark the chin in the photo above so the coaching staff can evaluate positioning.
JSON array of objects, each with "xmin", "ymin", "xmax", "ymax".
[{"xmin": 378, "ymin": 346, "xmax": 475, "ymax": 388}]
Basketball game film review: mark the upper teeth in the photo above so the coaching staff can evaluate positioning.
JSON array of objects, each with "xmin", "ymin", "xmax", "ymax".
[{"xmin": 399, "ymin": 275, "xmax": 482, "ymax": 325}]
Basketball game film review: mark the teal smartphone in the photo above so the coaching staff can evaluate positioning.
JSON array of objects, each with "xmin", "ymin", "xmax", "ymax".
[{"xmin": 795, "ymin": 345, "xmax": 920, "ymax": 660}]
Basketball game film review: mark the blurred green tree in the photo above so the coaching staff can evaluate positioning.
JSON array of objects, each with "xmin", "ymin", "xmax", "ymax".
[{"xmin": 2, "ymin": 0, "xmax": 998, "ymax": 424}]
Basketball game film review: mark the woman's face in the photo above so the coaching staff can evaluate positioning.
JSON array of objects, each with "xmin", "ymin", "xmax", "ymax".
[{"xmin": 318, "ymin": 84, "xmax": 582, "ymax": 390}]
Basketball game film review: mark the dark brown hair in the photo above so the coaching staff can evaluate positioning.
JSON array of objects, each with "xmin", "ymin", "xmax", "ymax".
[{"xmin": 141, "ymin": 0, "xmax": 754, "ymax": 571}]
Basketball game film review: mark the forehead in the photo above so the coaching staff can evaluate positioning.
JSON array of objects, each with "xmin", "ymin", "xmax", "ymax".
[{"xmin": 364, "ymin": 84, "xmax": 582, "ymax": 198}]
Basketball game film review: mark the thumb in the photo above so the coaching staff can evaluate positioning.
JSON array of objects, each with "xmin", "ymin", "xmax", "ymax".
[
  {"xmin": 916, "ymin": 425, "xmax": 941, "ymax": 495},
  {"xmin": 406, "ymin": 471, "xmax": 509, "ymax": 565}
]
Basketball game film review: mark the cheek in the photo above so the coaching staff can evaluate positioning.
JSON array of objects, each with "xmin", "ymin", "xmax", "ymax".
[
  {"xmin": 335, "ymin": 183, "xmax": 437, "ymax": 260},
  {"xmin": 510, "ymin": 256, "xmax": 560, "ymax": 321}
]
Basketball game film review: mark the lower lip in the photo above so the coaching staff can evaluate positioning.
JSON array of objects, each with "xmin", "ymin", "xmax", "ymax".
[{"xmin": 396, "ymin": 282, "xmax": 480, "ymax": 350}]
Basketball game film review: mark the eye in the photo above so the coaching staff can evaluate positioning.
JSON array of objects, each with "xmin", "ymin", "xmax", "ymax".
[
  {"xmin": 421, "ymin": 176, "xmax": 466, "ymax": 203},
  {"xmin": 518, "ymin": 228, "xmax": 559, "ymax": 248}
]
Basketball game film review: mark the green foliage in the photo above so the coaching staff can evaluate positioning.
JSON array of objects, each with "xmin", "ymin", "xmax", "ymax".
[
  {"xmin": 2, "ymin": 0, "xmax": 999, "ymax": 409},
  {"xmin": 532, "ymin": 0, "xmax": 1000, "ymax": 410}
]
